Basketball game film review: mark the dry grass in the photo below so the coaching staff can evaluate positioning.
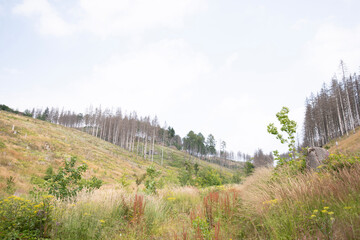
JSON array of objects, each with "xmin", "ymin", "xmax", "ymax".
[
  {"xmin": 328, "ymin": 127, "xmax": 360, "ymax": 153},
  {"xmin": 231, "ymin": 163, "xmax": 360, "ymax": 239},
  {"xmin": 0, "ymin": 111, "xmax": 233, "ymax": 195}
]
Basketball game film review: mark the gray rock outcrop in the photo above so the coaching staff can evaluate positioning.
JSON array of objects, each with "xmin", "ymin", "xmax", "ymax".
[{"xmin": 306, "ymin": 147, "xmax": 329, "ymax": 169}]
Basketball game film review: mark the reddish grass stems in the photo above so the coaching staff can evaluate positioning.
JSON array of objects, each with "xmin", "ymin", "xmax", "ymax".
[{"xmin": 132, "ymin": 194, "xmax": 146, "ymax": 224}]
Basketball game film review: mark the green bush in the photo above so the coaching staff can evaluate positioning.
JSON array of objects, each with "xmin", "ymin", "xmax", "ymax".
[
  {"xmin": 144, "ymin": 165, "xmax": 161, "ymax": 194},
  {"xmin": 33, "ymin": 157, "xmax": 102, "ymax": 200},
  {"xmin": 178, "ymin": 161, "xmax": 195, "ymax": 186},
  {"xmin": 0, "ymin": 195, "xmax": 54, "ymax": 239},
  {"xmin": 244, "ymin": 161, "xmax": 255, "ymax": 176},
  {"xmin": 324, "ymin": 153, "xmax": 360, "ymax": 170},
  {"xmin": 196, "ymin": 167, "xmax": 222, "ymax": 187},
  {"xmin": 231, "ymin": 170, "xmax": 243, "ymax": 183}
]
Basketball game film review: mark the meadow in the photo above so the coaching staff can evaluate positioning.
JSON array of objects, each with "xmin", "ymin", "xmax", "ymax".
[
  {"xmin": 2, "ymin": 153, "xmax": 360, "ymax": 239},
  {"xmin": 1, "ymin": 111, "xmax": 360, "ymax": 239}
]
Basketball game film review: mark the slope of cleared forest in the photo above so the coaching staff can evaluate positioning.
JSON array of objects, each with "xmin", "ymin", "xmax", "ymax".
[
  {"xmin": 1, "ymin": 109, "xmax": 360, "ymax": 239},
  {"xmin": 326, "ymin": 127, "xmax": 360, "ymax": 153},
  {"xmin": 0, "ymin": 111, "xmax": 234, "ymax": 195}
]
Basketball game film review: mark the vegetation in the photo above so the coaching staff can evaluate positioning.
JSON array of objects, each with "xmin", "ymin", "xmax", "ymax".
[
  {"xmin": 267, "ymin": 106, "xmax": 298, "ymax": 163},
  {"xmin": 2, "ymin": 155, "xmax": 360, "ymax": 239},
  {"xmin": 303, "ymin": 60, "xmax": 360, "ymax": 147},
  {"xmin": 32, "ymin": 156, "xmax": 102, "ymax": 200},
  {"xmin": 0, "ymin": 110, "xmax": 235, "ymax": 196},
  {"xmin": 0, "ymin": 104, "xmax": 20, "ymax": 114},
  {"xmin": 1, "ymin": 106, "xmax": 360, "ymax": 239},
  {"xmin": 17, "ymin": 105, "xmax": 247, "ymax": 168},
  {"xmin": 0, "ymin": 195, "xmax": 54, "ymax": 239}
]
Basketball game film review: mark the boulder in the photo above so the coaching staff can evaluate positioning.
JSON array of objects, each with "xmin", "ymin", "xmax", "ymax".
[{"xmin": 306, "ymin": 147, "xmax": 329, "ymax": 169}]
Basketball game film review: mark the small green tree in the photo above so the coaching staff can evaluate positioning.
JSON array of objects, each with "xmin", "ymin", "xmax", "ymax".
[
  {"xmin": 244, "ymin": 161, "xmax": 255, "ymax": 176},
  {"xmin": 267, "ymin": 107, "xmax": 298, "ymax": 165},
  {"xmin": 35, "ymin": 157, "xmax": 102, "ymax": 199},
  {"xmin": 178, "ymin": 161, "xmax": 194, "ymax": 186},
  {"xmin": 144, "ymin": 165, "xmax": 161, "ymax": 194}
]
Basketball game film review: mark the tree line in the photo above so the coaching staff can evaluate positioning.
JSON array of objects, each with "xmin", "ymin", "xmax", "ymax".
[
  {"xmin": 303, "ymin": 61, "xmax": 360, "ymax": 147},
  {"xmin": 20, "ymin": 105, "xmax": 264, "ymax": 168},
  {"xmin": 1, "ymin": 103, "xmax": 275, "ymax": 168}
]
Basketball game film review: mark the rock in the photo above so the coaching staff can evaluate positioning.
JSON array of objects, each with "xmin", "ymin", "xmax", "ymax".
[{"xmin": 306, "ymin": 147, "xmax": 329, "ymax": 169}]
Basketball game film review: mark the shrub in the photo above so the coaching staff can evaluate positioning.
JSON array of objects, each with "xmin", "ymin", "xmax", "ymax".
[
  {"xmin": 244, "ymin": 161, "xmax": 255, "ymax": 176},
  {"xmin": 324, "ymin": 153, "xmax": 360, "ymax": 171},
  {"xmin": 196, "ymin": 168, "xmax": 222, "ymax": 187},
  {"xmin": 231, "ymin": 171, "xmax": 242, "ymax": 183},
  {"xmin": 33, "ymin": 157, "xmax": 102, "ymax": 200},
  {"xmin": 6, "ymin": 176, "xmax": 15, "ymax": 194},
  {"xmin": 44, "ymin": 166, "xmax": 54, "ymax": 181},
  {"xmin": 144, "ymin": 165, "xmax": 161, "ymax": 194},
  {"xmin": 0, "ymin": 195, "xmax": 54, "ymax": 239},
  {"xmin": 178, "ymin": 162, "xmax": 195, "ymax": 186}
]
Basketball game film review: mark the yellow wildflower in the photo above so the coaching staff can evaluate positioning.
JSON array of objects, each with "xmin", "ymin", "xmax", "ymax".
[
  {"xmin": 330, "ymin": 217, "xmax": 335, "ymax": 221},
  {"xmin": 310, "ymin": 215, "xmax": 316, "ymax": 218},
  {"xmin": 323, "ymin": 207, "xmax": 329, "ymax": 210},
  {"xmin": 344, "ymin": 206, "xmax": 351, "ymax": 210},
  {"xmin": 99, "ymin": 219, "xmax": 105, "ymax": 223},
  {"xmin": 42, "ymin": 195, "xmax": 54, "ymax": 199},
  {"xmin": 167, "ymin": 197, "xmax": 176, "ymax": 201},
  {"xmin": 328, "ymin": 212, "xmax": 334, "ymax": 215},
  {"xmin": 322, "ymin": 210, "xmax": 327, "ymax": 213},
  {"xmin": 313, "ymin": 210, "xmax": 318, "ymax": 214}
]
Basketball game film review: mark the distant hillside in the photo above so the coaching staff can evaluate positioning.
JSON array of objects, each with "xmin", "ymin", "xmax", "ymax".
[{"xmin": 0, "ymin": 111, "xmax": 235, "ymax": 195}]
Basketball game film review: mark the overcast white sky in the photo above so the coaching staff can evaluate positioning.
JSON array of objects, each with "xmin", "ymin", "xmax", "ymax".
[{"xmin": 1, "ymin": 0, "xmax": 360, "ymax": 155}]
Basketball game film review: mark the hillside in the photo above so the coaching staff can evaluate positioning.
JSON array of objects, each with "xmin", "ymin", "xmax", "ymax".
[
  {"xmin": 326, "ymin": 127, "xmax": 360, "ymax": 153},
  {"xmin": 1, "ymin": 109, "xmax": 360, "ymax": 239},
  {"xmin": 0, "ymin": 111, "xmax": 235, "ymax": 195}
]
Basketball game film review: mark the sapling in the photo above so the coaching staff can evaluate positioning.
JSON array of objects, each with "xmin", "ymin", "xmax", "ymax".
[{"xmin": 267, "ymin": 107, "xmax": 298, "ymax": 166}]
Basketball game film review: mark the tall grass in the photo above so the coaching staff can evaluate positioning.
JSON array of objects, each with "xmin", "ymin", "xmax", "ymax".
[
  {"xmin": 35, "ymin": 162, "xmax": 360, "ymax": 239},
  {"xmin": 235, "ymin": 164, "xmax": 360, "ymax": 239}
]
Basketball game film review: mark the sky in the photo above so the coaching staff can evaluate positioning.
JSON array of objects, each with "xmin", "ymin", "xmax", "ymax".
[{"xmin": 1, "ymin": 0, "xmax": 360, "ymax": 155}]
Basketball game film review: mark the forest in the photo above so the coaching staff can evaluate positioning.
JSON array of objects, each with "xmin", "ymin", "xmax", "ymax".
[{"xmin": 303, "ymin": 61, "xmax": 360, "ymax": 147}]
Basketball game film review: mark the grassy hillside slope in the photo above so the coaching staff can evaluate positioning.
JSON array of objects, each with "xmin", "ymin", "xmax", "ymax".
[
  {"xmin": 0, "ymin": 111, "xmax": 233, "ymax": 195},
  {"xmin": 2, "ymin": 110, "xmax": 360, "ymax": 239},
  {"xmin": 327, "ymin": 127, "xmax": 360, "ymax": 153}
]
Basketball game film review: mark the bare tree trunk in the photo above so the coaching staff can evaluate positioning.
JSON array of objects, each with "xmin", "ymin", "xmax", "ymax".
[
  {"xmin": 338, "ymin": 85, "xmax": 348, "ymax": 136},
  {"xmin": 151, "ymin": 129, "xmax": 155, "ymax": 162},
  {"xmin": 161, "ymin": 146, "xmax": 164, "ymax": 166},
  {"xmin": 144, "ymin": 133, "xmax": 147, "ymax": 160},
  {"xmin": 336, "ymin": 97, "xmax": 344, "ymax": 136}
]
